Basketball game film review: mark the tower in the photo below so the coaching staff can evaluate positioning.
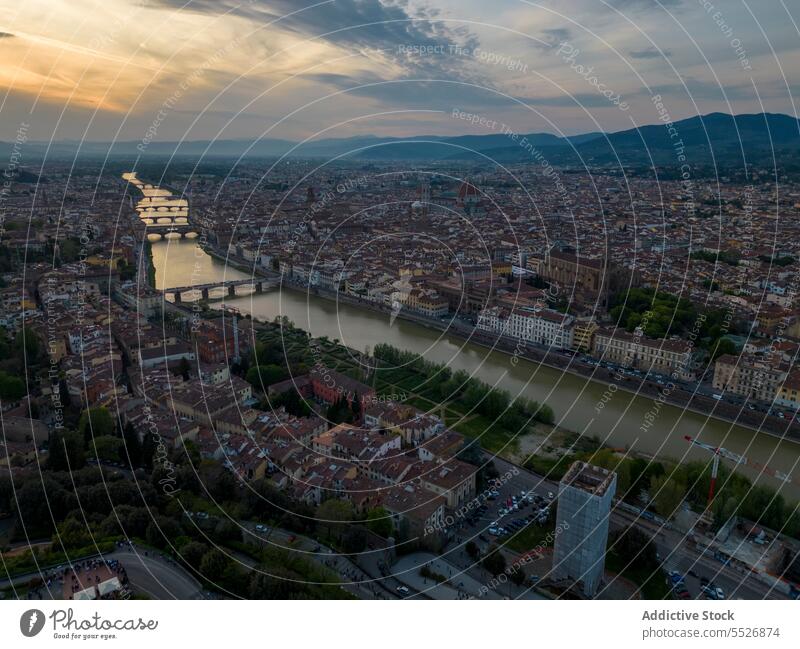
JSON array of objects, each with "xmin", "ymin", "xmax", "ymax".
[
  {"xmin": 552, "ymin": 461, "xmax": 616, "ymax": 597},
  {"xmin": 456, "ymin": 178, "xmax": 481, "ymax": 217}
]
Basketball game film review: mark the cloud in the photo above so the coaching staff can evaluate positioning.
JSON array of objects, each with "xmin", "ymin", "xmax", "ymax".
[
  {"xmin": 303, "ymin": 70, "xmax": 517, "ymax": 110},
  {"xmin": 0, "ymin": 32, "xmax": 14, "ymax": 38},
  {"xmin": 629, "ymin": 47, "xmax": 672, "ymax": 59},
  {"xmin": 534, "ymin": 27, "xmax": 572, "ymax": 51},
  {"xmin": 608, "ymin": 0, "xmax": 684, "ymax": 10},
  {"xmin": 149, "ymin": 0, "xmax": 486, "ymax": 93},
  {"xmin": 152, "ymin": 0, "xmax": 477, "ymax": 65}
]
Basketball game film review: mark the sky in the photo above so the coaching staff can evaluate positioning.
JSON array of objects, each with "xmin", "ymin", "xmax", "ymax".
[{"xmin": 0, "ymin": 0, "xmax": 799, "ymax": 143}]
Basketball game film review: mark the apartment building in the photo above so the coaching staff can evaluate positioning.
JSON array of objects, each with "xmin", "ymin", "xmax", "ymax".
[
  {"xmin": 477, "ymin": 304, "xmax": 575, "ymax": 349},
  {"xmin": 592, "ymin": 326, "xmax": 695, "ymax": 380},
  {"xmin": 713, "ymin": 353, "xmax": 788, "ymax": 403}
]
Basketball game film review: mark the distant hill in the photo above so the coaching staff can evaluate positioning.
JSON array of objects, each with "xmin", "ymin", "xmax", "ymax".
[{"xmin": 3, "ymin": 112, "xmax": 798, "ymax": 168}]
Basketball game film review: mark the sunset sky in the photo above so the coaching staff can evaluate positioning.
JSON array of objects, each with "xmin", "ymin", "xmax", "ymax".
[{"xmin": 1, "ymin": 0, "xmax": 798, "ymax": 143}]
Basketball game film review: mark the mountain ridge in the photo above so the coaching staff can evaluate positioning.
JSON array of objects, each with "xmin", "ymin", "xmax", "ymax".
[{"xmin": 4, "ymin": 112, "xmax": 799, "ymax": 167}]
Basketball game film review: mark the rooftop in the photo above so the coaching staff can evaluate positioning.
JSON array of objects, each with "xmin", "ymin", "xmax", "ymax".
[{"xmin": 561, "ymin": 461, "xmax": 616, "ymax": 497}]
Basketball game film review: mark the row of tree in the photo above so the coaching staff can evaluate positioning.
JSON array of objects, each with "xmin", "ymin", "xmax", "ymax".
[{"xmin": 374, "ymin": 343, "xmax": 555, "ymax": 428}]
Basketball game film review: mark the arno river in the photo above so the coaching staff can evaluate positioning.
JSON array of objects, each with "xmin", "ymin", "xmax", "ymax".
[{"xmin": 149, "ymin": 235, "xmax": 800, "ymax": 498}]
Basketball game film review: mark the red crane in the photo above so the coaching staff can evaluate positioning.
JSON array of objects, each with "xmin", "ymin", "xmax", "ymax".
[{"xmin": 683, "ymin": 435, "xmax": 798, "ymax": 508}]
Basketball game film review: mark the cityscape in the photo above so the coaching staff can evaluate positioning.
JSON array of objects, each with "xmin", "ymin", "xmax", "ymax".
[{"xmin": 1, "ymin": 0, "xmax": 800, "ymax": 641}]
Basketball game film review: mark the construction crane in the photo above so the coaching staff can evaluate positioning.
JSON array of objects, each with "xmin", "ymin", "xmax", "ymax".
[{"xmin": 683, "ymin": 435, "xmax": 798, "ymax": 508}]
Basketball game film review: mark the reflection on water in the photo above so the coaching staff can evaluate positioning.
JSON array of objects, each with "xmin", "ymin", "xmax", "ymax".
[
  {"xmin": 148, "ymin": 232, "xmax": 800, "ymax": 498},
  {"xmin": 149, "ymin": 236, "xmax": 248, "ymax": 291}
]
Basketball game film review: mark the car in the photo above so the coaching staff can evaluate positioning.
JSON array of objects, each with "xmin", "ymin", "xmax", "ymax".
[
  {"xmin": 255, "ymin": 524, "xmax": 268, "ymax": 533},
  {"xmin": 488, "ymin": 527, "xmax": 501, "ymax": 536},
  {"xmin": 546, "ymin": 491, "xmax": 555, "ymax": 500},
  {"xmin": 674, "ymin": 587, "xmax": 691, "ymax": 600},
  {"xmin": 668, "ymin": 571, "xmax": 684, "ymax": 585},
  {"xmin": 396, "ymin": 586, "xmax": 410, "ymax": 596},
  {"xmin": 702, "ymin": 584, "xmax": 724, "ymax": 600}
]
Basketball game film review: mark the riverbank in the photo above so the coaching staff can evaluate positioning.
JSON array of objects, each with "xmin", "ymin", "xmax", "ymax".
[{"xmin": 201, "ymin": 241, "xmax": 800, "ymax": 448}]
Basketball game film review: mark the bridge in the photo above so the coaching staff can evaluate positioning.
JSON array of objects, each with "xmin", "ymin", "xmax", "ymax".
[
  {"xmin": 162, "ymin": 278, "xmax": 278, "ymax": 302},
  {"xmin": 142, "ymin": 222, "xmax": 197, "ymax": 238}
]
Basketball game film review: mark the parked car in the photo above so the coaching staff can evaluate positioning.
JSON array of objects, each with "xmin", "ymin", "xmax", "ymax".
[
  {"xmin": 668, "ymin": 571, "xmax": 684, "ymax": 585},
  {"xmin": 396, "ymin": 586, "xmax": 410, "ymax": 596},
  {"xmin": 702, "ymin": 584, "xmax": 725, "ymax": 600}
]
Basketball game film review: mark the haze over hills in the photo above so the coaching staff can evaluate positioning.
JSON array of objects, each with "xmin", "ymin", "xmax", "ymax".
[{"xmin": 6, "ymin": 112, "xmax": 800, "ymax": 168}]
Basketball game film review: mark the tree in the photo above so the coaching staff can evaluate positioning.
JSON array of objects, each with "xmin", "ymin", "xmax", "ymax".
[
  {"xmin": 649, "ymin": 474, "xmax": 686, "ymax": 519},
  {"xmin": 58, "ymin": 237, "xmax": 80, "ymax": 262},
  {"xmin": 54, "ymin": 516, "xmax": 92, "ymax": 550},
  {"xmin": 14, "ymin": 326, "xmax": 39, "ymax": 360},
  {"xmin": 245, "ymin": 364, "xmax": 289, "ymax": 390},
  {"xmin": 482, "ymin": 547, "xmax": 506, "ymax": 575},
  {"xmin": 121, "ymin": 422, "xmax": 143, "ymax": 468},
  {"xmin": 90, "ymin": 435, "xmax": 123, "ymax": 463},
  {"xmin": 0, "ymin": 370, "xmax": 26, "ymax": 401},
  {"xmin": 365, "ymin": 507, "xmax": 393, "ymax": 538},
  {"xmin": 612, "ymin": 526, "xmax": 659, "ymax": 572},
  {"xmin": 710, "ymin": 337, "xmax": 737, "ymax": 362},
  {"xmin": 342, "ymin": 527, "xmax": 367, "ymax": 554},
  {"xmin": 316, "ymin": 499, "xmax": 354, "ymax": 541},
  {"xmin": 200, "ymin": 548, "xmax": 229, "ymax": 582},
  {"xmin": 47, "ymin": 430, "xmax": 85, "ymax": 471},
  {"xmin": 180, "ymin": 542, "xmax": 209, "ymax": 570},
  {"xmin": 78, "ymin": 407, "xmax": 114, "ymax": 440},
  {"xmin": 465, "ymin": 541, "xmax": 479, "ymax": 559},
  {"xmin": 178, "ymin": 356, "xmax": 191, "ymax": 381},
  {"xmin": 326, "ymin": 395, "xmax": 353, "ymax": 425},
  {"xmin": 272, "ymin": 388, "xmax": 311, "ymax": 417}
]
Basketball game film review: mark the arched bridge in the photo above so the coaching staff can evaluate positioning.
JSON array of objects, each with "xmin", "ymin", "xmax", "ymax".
[{"xmin": 162, "ymin": 278, "xmax": 278, "ymax": 302}]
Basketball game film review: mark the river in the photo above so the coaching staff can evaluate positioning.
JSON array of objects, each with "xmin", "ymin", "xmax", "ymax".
[{"xmin": 146, "ymin": 236, "xmax": 800, "ymax": 499}]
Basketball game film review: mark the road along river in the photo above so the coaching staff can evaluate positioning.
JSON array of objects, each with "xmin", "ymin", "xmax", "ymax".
[{"xmin": 149, "ymin": 236, "xmax": 800, "ymax": 499}]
